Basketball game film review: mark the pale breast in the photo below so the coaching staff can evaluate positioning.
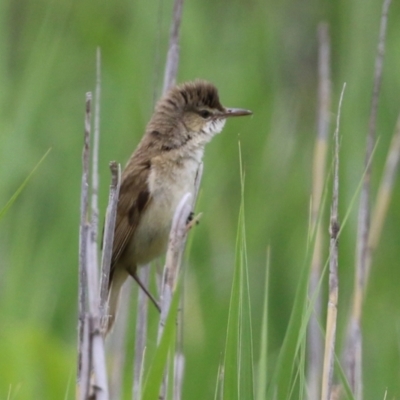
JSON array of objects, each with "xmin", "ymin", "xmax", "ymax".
[{"xmin": 128, "ymin": 149, "xmax": 203, "ymax": 266}]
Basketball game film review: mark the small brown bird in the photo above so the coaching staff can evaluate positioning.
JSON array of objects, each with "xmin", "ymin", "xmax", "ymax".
[{"xmin": 106, "ymin": 80, "xmax": 252, "ymax": 333}]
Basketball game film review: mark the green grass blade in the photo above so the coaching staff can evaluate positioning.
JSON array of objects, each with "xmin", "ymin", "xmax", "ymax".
[
  {"xmin": 267, "ymin": 179, "xmax": 328, "ymax": 399},
  {"xmin": 255, "ymin": 248, "xmax": 270, "ymax": 400},
  {"xmin": 0, "ymin": 148, "xmax": 51, "ymax": 220},
  {"xmin": 238, "ymin": 145, "xmax": 254, "ymax": 400},
  {"xmin": 223, "ymin": 142, "xmax": 254, "ymax": 400},
  {"xmin": 240, "ymin": 251, "xmax": 254, "ymax": 400},
  {"xmin": 266, "ymin": 245, "xmax": 312, "ymax": 398},
  {"xmin": 222, "ymin": 202, "xmax": 243, "ymax": 400},
  {"xmin": 141, "ymin": 281, "xmax": 181, "ymax": 400}
]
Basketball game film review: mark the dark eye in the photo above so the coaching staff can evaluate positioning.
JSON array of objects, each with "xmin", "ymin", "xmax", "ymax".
[{"xmin": 199, "ymin": 110, "xmax": 212, "ymax": 119}]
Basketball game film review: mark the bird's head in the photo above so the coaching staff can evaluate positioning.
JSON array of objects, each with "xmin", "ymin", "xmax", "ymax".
[{"xmin": 148, "ymin": 80, "xmax": 252, "ymax": 149}]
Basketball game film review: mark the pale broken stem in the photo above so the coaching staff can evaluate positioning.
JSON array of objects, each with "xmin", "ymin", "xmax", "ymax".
[
  {"xmin": 308, "ymin": 22, "xmax": 331, "ymax": 400},
  {"xmin": 99, "ymin": 162, "xmax": 121, "ymax": 321},
  {"xmin": 109, "ymin": 281, "xmax": 132, "ymax": 400},
  {"xmin": 349, "ymin": 0, "xmax": 391, "ymax": 397},
  {"xmin": 171, "ymin": 163, "xmax": 203, "ymax": 400},
  {"xmin": 354, "ymin": 0, "xmax": 391, "ymax": 321},
  {"xmin": 86, "ymin": 228, "xmax": 109, "ymax": 400},
  {"xmin": 162, "ymin": 0, "xmax": 184, "ymax": 94},
  {"xmin": 79, "ymin": 315, "xmax": 91, "ymax": 400},
  {"xmin": 77, "ymin": 91, "xmax": 109, "ymax": 400},
  {"xmin": 132, "ymin": 2, "xmax": 187, "ymax": 398},
  {"xmin": 157, "ymin": 192, "xmax": 193, "ymax": 400},
  {"xmin": 173, "ymin": 352, "xmax": 185, "ymax": 400},
  {"xmin": 158, "ymin": 192, "xmax": 193, "ymax": 340},
  {"xmin": 132, "ymin": 1, "xmax": 186, "ymax": 390},
  {"xmin": 365, "ymin": 114, "xmax": 400, "ymax": 286},
  {"xmin": 90, "ymin": 47, "xmax": 102, "ymax": 277},
  {"xmin": 77, "ymin": 89, "xmax": 109, "ymax": 400},
  {"xmin": 321, "ymin": 83, "xmax": 345, "ymax": 400},
  {"xmin": 77, "ymin": 93, "xmax": 92, "ymax": 384},
  {"xmin": 86, "ymin": 84, "xmax": 108, "ymax": 399}
]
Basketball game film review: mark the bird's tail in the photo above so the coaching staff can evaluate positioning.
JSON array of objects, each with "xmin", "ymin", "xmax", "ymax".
[{"xmin": 104, "ymin": 268, "xmax": 129, "ymax": 335}]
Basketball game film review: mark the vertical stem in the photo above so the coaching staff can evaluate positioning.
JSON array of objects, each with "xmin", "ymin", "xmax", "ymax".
[
  {"xmin": 77, "ymin": 93, "xmax": 92, "ymax": 382},
  {"xmin": 109, "ymin": 281, "xmax": 132, "ymax": 400},
  {"xmin": 308, "ymin": 22, "xmax": 331, "ymax": 400},
  {"xmin": 347, "ymin": 1, "xmax": 391, "ymax": 397},
  {"xmin": 90, "ymin": 48, "xmax": 101, "ymax": 275},
  {"xmin": 321, "ymin": 83, "xmax": 345, "ymax": 400},
  {"xmin": 99, "ymin": 162, "xmax": 121, "ymax": 320},
  {"xmin": 133, "ymin": 1, "xmax": 186, "ymax": 398},
  {"xmin": 162, "ymin": 0, "xmax": 184, "ymax": 94}
]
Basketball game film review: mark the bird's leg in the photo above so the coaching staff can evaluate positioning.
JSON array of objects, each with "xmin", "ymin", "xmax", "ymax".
[{"xmin": 132, "ymin": 271, "xmax": 161, "ymax": 313}]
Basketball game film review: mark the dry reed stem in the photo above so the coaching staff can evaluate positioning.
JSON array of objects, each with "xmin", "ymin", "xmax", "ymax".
[
  {"xmin": 173, "ymin": 353, "xmax": 185, "ymax": 400},
  {"xmin": 354, "ymin": 0, "xmax": 391, "ymax": 321},
  {"xmin": 78, "ymin": 93, "xmax": 92, "ymax": 386},
  {"xmin": 157, "ymin": 193, "xmax": 193, "ymax": 400},
  {"xmin": 79, "ymin": 315, "xmax": 91, "ymax": 400},
  {"xmin": 321, "ymin": 83, "xmax": 345, "ymax": 400},
  {"xmin": 87, "ymin": 81, "xmax": 109, "ymax": 399},
  {"xmin": 162, "ymin": 0, "xmax": 184, "ymax": 94},
  {"xmin": 308, "ymin": 22, "xmax": 331, "ymax": 400},
  {"xmin": 365, "ymin": 114, "xmax": 400, "ymax": 284},
  {"xmin": 77, "ymin": 91, "xmax": 109, "ymax": 399},
  {"xmin": 347, "ymin": 0, "xmax": 391, "ymax": 397},
  {"xmin": 158, "ymin": 193, "xmax": 192, "ymax": 342},
  {"xmin": 90, "ymin": 48, "xmax": 101, "ymax": 279},
  {"xmin": 99, "ymin": 162, "xmax": 121, "ymax": 320},
  {"xmin": 132, "ymin": 1, "xmax": 186, "ymax": 398},
  {"xmin": 77, "ymin": 54, "xmax": 117, "ymax": 397},
  {"xmin": 108, "ymin": 282, "xmax": 132, "ymax": 400}
]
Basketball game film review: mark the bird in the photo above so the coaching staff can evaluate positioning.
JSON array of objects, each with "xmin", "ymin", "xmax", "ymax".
[{"xmin": 105, "ymin": 80, "xmax": 252, "ymax": 334}]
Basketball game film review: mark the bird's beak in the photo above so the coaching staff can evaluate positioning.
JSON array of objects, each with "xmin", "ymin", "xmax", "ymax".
[{"xmin": 221, "ymin": 108, "xmax": 253, "ymax": 118}]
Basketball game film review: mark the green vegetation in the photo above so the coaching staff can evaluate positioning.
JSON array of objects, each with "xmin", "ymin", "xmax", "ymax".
[{"xmin": 1, "ymin": 0, "xmax": 400, "ymax": 399}]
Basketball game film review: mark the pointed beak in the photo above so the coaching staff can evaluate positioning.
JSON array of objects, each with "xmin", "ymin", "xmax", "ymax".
[{"xmin": 221, "ymin": 108, "xmax": 253, "ymax": 118}]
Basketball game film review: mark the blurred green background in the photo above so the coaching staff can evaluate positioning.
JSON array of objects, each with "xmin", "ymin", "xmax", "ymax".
[{"xmin": 1, "ymin": 0, "xmax": 400, "ymax": 398}]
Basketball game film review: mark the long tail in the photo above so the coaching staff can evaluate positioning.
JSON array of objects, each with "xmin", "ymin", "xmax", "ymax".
[{"xmin": 104, "ymin": 268, "xmax": 129, "ymax": 335}]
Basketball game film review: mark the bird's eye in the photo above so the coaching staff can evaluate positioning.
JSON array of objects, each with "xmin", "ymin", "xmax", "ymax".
[{"xmin": 199, "ymin": 110, "xmax": 212, "ymax": 119}]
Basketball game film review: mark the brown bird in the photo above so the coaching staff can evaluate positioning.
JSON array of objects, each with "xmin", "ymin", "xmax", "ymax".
[{"xmin": 106, "ymin": 80, "xmax": 252, "ymax": 333}]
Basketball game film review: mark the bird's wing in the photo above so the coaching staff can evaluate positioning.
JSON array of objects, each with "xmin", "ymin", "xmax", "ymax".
[{"xmin": 110, "ymin": 157, "xmax": 152, "ymax": 279}]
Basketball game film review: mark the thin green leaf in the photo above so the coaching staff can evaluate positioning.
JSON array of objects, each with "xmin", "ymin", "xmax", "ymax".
[
  {"xmin": 141, "ymin": 282, "xmax": 181, "ymax": 400},
  {"xmin": 255, "ymin": 248, "xmax": 270, "ymax": 400},
  {"xmin": 0, "ymin": 148, "xmax": 51, "ymax": 220},
  {"xmin": 238, "ymin": 143, "xmax": 254, "ymax": 400},
  {"xmin": 223, "ymin": 202, "xmax": 243, "ymax": 400}
]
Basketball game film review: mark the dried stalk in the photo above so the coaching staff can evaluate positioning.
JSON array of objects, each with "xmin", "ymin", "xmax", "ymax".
[
  {"xmin": 78, "ymin": 69, "xmax": 113, "ymax": 399},
  {"xmin": 90, "ymin": 47, "xmax": 101, "ymax": 277},
  {"xmin": 321, "ymin": 83, "xmax": 345, "ymax": 400},
  {"xmin": 133, "ymin": 1, "xmax": 186, "ymax": 398},
  {"xmin": 162, "ymin": 0, "xmax": 184, "ymax": 94},
  {"xmin": 173, "ymin": 352, "xmax": 185, "ymax": 400},
  {"xmin": 99, "ymin": 162, "xmax": 121, "ymax": 320},
  {"xmin": 346, "ymin": 0, "xmax": 391, "ymax": 396},
  {"xmin": 158, "ymin": 193, "xmax": 193, "ymax": 342},
  {"xmin": 366, "ymin": 114, "xmax": 400, "ymax": 284},
  {"xmin": 86, "ymin": 227, "xmax": 108, "ymax": 400},
  {"xmin": 77, "ymin": 93, "xmax": 92, "ymax": 385},
  {"xmin": 157, "ymin": 193, "xmax": 193, "ymax": 400},
  {"xmin": 109, "ymin": 281, "xmax": 132, "ymax": 400},
  {"xmin": 308, "ymin": 22, "xmax": 331, "ymax": 400}
]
